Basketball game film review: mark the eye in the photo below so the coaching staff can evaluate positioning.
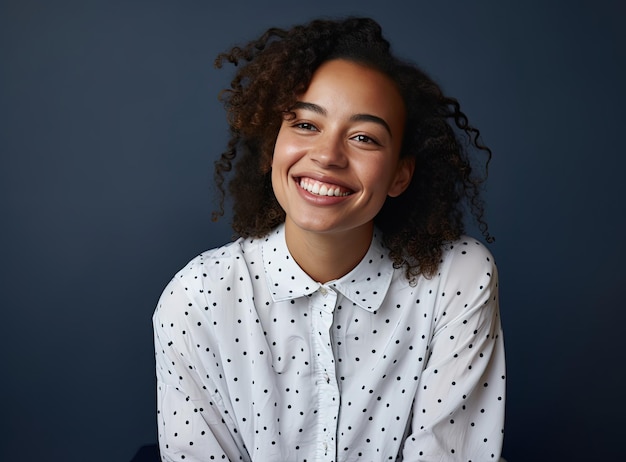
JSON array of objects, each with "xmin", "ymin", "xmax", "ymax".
[
  {"xmin": 293, "ymin": 122, "xmax": 318, "ymax": 132},
  {"xmin": 351, "ymin": 134, "xmax": 380, "ymax": 145}
]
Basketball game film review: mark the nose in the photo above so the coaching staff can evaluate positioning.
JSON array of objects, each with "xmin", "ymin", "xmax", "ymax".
[{"xmin": 309, "ymin": 133, "xmax": 348, "ymax": 168}]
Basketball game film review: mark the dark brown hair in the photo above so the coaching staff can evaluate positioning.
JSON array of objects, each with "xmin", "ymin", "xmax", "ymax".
[{"xmin": 213, "ymin": 16, "xmax": 493, "ymax": 280}]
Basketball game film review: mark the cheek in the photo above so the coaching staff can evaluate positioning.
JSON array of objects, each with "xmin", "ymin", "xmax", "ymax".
[
  {"xmin": 272, "ymin": 127, "xmax": 289, "ymax": 166},
  {"xmin": 272, "ymin": 131, "xmax": 303, "ymax": 169},
  {"xmin": 357, "ymin": 158, "xmax": 397, "ymax": 189},
  {"xmin": 271, "ymin": 132, "xmax": 291, "ymax": 190},
  {"xmin": 270, "ymin": 160, "xmax": 286, "ymax": 209}
]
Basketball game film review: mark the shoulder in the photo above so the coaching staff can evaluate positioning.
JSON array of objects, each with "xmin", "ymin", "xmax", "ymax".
[
  {"xmin": 440, "ymin": 236, "xmax": 497, "ymax": 277},
  {"xmin": 172, "ymin": 236, "xmax": 261, "ymax": 284},
  {"xmin": 153, "ymin": 237, "xmax": 255, "ymax": 321},
  {"xmin": 422, "ymin": 236, "xmax": 500, "ymax": 333},
  {"xmin": 432, "ymin": 235, "xmax": 499, "ymax": 301}
]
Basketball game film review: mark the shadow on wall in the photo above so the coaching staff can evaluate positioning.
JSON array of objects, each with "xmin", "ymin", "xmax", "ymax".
[{"xmin": 130, "ymin": 445, "xmax": 159, "ymax": 462}]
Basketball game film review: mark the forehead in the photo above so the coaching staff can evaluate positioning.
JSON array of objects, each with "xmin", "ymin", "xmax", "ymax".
[{"xmin": 299, "ymin": 59, "xmax": 405, "ymax": 122}]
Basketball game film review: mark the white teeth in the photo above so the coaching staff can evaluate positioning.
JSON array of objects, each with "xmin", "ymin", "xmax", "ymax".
[{"xmin": 299, "ymin": 178, "xmax": 350, "ymax": 197}]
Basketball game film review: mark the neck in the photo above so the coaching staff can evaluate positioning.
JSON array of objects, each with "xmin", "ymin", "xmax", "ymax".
[{"xmin": 284, "ymin": 219, "xmax": 374, "ymax": 283}]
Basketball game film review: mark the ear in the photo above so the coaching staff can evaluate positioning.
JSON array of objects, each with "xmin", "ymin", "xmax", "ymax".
[{"xmin": 387, "ymin": 157, "xmax": 415, "ymax": 198}]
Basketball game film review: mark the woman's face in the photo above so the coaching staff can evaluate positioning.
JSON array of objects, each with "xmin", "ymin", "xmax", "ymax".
[{"xmin": 271, "ymin": 59, "xmax": 413, "ymax": 241}]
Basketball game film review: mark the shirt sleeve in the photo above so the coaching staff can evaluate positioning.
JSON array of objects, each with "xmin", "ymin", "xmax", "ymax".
[
  {"xmin": 401, "ymin": 240, "xmax": 506, "ymax": 461},
  {"xmin": 153, "ymin": 275, "xmax": 247, "ymax": 462}
]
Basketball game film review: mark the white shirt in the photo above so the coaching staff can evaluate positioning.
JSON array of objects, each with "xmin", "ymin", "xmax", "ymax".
[{"xmin": 153, "ymin": 224, "xmax": 505, "ymax": 462}]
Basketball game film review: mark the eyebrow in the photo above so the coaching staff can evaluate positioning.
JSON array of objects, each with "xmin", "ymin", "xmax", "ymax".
[{"xmin": 290, "ymin": 101, "xmax": 393, "ymax": 137}]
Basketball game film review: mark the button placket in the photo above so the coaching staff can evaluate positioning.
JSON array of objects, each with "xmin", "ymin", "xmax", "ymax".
[{"xmin": 310, "ymin": 285, "xmax": 340, "ymax": 461}]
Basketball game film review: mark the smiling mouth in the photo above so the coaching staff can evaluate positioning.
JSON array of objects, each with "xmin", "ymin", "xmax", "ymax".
[{"xmin": 298, "ymin": 177, "xmax": 353, "ymax": 197}]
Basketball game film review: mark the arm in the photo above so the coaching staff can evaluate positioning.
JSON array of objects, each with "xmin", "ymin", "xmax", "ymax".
[
  {"xmin": 402, "ymin": 241, "xmax": 506, "ymax": 461},
  {"xmin": 153, "ymin": 276, "xmax": 247, "ymax": 462}
]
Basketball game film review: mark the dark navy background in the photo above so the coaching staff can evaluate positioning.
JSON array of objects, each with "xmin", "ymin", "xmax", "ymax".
[{"xmin": 2, "ymin": 1, "xmax": 624, "ymax": 460}]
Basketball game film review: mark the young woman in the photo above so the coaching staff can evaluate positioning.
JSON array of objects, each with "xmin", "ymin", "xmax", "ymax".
[{"xmin": 153, "ymin": 17, "xmax": 505, "ymax": 462}]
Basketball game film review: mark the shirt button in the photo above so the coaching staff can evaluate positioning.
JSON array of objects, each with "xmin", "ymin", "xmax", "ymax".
[{"xmin": 320, "ymin": 287, "xmax": 328, "ymax": 296}]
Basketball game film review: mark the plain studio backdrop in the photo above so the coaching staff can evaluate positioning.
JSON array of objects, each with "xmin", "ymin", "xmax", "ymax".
[{"xmin": 1, "ymin": 1, "xmax": 624, "ymax": 460}]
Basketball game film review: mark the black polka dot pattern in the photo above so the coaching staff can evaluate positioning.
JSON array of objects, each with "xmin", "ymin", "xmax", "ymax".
[{"xmin": 153, "ymin": 224, "xmax": 506, "ymax": 461}]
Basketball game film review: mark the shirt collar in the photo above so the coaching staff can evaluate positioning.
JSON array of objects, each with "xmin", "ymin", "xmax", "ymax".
[{"xmin": 261, "ymin": 224, "xmax": 394, "ymax": 313}]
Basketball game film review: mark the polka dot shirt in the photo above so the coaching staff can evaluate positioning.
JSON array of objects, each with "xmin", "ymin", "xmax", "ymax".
[{"xmin": 153, "ymin": 224, "xmax": 505, "ymax": 461}]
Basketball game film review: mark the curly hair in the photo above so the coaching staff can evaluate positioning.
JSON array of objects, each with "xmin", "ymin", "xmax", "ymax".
[{"xmin": 212, "ymin": 16, "xmax": 494, "ymax": 280}]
